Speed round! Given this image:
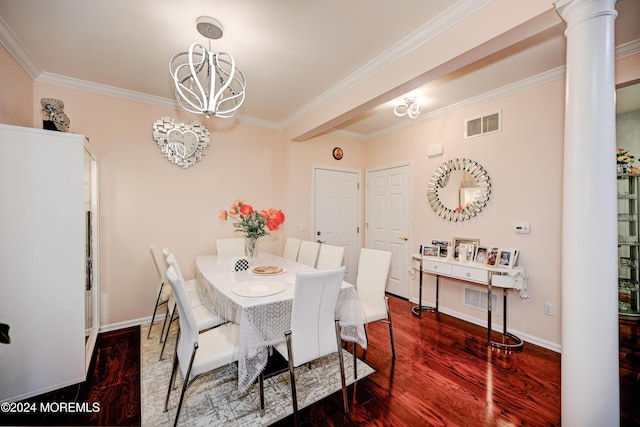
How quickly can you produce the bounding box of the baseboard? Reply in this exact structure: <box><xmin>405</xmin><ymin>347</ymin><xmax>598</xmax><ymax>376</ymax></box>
<box><xmin>409</xmin><ymin>297</ymin><xmax>562</xmax><ymax>353</ymax></box>
<box><xmin>99</xmin><ymin>313</ymin><xmax>167</xmax><ymax>334</ymax></box>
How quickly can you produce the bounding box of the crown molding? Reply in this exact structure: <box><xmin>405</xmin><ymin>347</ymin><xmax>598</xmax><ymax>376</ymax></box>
<box><xmin>280</xmin><ymin>0</ymin><xmax>494</xmax><ymax>129</ymax></box>
<box><xmin>0</xmin><ymin>15</ymin><xmax>40</xmax><ymax>78</ymax></box>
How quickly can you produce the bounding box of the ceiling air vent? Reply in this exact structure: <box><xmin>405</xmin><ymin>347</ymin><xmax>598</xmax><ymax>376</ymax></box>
<box><xmin>465</xmin><ymin>111</ymin><xmax>501</xmax><ymax>138</ymax></box>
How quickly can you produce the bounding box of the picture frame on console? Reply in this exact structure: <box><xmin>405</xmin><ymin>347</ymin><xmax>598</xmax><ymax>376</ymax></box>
<box><xmin>422</xmin><ymin>245</ymin><xmax>439</xmax><ymax>257</ymax></box>
<box><xmin>432</xmin><ymin>240</ymin><xmax>450</xmax><ymax>258</ymax></box>
<box><xmin>475</xmin><ymin>246</ymin><xmax>489</xmax><ymax>264</ymax></box>
<box><xmin>497</xmin><ymin>248</ymin><xmax>517</xmax><ymax>268</ymax></box>
<box><xmin>453</xmin><ymin>237</ymin><xmax>480</xmax><ymax>260</ymax></box>
<box><xmin>486</xmin><ymin>247</ymin><xmax>499</xmax><ymax>266</ymax></box>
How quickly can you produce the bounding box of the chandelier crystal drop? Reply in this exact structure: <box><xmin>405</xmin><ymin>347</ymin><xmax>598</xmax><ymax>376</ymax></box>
<box><xmin>169</xmin><ymin>17</ymin><xmax>246</xmax><ymax>119</ymax></box>
<box><xmin>394</xmin><ymin>97</ymin><xmax>420</xmax><ymax>119</ymax></box>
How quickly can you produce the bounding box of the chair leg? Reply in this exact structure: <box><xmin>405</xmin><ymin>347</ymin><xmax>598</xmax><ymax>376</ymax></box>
<box><xmin>172</xmin><ymin>343</ymin><xmax>198</xmax><ymax>427</ymax></box>
<box><xmin>158</xmin><ymin>302</ymin><xmax>171</xmax><ymax>343</ymax></box>
<box><xmin>147</xmin><ymin>284</ymin><xmax>165</xmax><ymax>339</ymax></box>
<box><xmin>362</xmin><ymin>325</ymin><xmax>369</xmax><ymax>359</ymax></box>
<box><xmin>385</xmin><ymin>296</ymin><xmax>396</xmax><ymax>359</ymax></box>
<box><xmin>163</xmin><ymin>329</ymin><xmax>181</xmax><ymax>413</ymax></box>
<box><xmin>335</xmin><ymin>320</ymin><xmax>349</xmax><ymax>414</ymax></box>
<box><xmin>259</xmin><ymin>372</ymin><xmax>265</xmax><ymax>416</ymax></box>
<box><xmin>353</xmin><ymin>342</ymin><xmax>357</xmax><ymax>380</ymax></box>
<box><xmin>160</xmin><ymin>305</ymin><xmax>177</xmax><ymax>361</ymax></box>
<box><xmin>285</xmin><ymin>331</ymin><xmax>299</xmax><ymax>426</ymax></box>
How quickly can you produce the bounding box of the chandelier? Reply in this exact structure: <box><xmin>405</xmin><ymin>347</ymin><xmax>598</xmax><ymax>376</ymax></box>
<box><xmin>394</xmin><ymin>97</ymin><xmax>420</xmax><ymax>119</ymax></box>
<box><xmin>169</xmin><ymin>16</ymin><xmax>246</xmax><ymax>119</ymax></box>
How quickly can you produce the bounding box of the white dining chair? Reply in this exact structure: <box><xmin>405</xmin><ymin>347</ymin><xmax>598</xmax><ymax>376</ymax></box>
<box><xmin>260</xmin><ymin>266</ymin><xmax>348</xmax><ymax>425</ymax></box>
<box><xmin>296</xmin><ymin>240</ymin><xmax>320</xmax><ymax>267</ymax></box>
<box><xmin>356</xmin><ymin>248</ymin><xmax>395</xmax><ymax>359</ymax></box>
<box><xmin>164</xmin><ymin>265</ymin><xmax>240</xmax><ymax>427</ymax></box>
<box><xmin>282</xmin><ymin>237</ymin><xmax>302</xmax><ymax>261</ymax></box>
<box><xmin>315</xmin><ymin>244</ymin><xmax>345</xmax><ymax>269</ymax></box>
<box><xmin>216</xmin><ymin>237</ymin><xmax>246</xmax><ymax>256</ymax></box>
<box><xmin>159</xmin><ymin>248</ymin><xmax>225</xmax><ymax>360</ymax></box>
<box><xmin>148</xmin><ymin>243</ymin><xmax>173</xmax><ymax>340</ymax></box>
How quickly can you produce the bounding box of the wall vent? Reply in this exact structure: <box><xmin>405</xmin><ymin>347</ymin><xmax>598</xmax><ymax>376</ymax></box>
<box><xmin>465</xmin><ymin>111</ymin><xmax>501</xmax><ymax>138</ymax></box>
<box><xmin>464</xmin><ymin>286</ymin><xmax>500</xmax><ymax>315</ymax></box>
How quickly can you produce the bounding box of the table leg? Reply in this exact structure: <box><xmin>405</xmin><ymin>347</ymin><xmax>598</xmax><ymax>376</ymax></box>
<box><xmin>412</xmin><ymin>258</ymin><xmax>437</xmax><ymax>316</ymax></box>
<box><xmin>487</xmin><ymin>272</ymin><xmax>524</xmax><ymax>351</ymax></box>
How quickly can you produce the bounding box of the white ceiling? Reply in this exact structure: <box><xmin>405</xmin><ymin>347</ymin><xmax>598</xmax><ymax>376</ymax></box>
<box><xmin>0</xmin><ymin>0</ymin><xmax>638</xmax><ymax>139</ymax></box>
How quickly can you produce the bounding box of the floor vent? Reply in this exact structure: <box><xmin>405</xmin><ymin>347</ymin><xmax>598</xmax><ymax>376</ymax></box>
<box><xmin>464</xmin><ymin>287</ymin><xmax>500</xmax><ymax>315</ymax></box>
<box><xmin>465</xmin><ymin>111</ymin><xmax>501</xmax><ymax>138</ymax></box>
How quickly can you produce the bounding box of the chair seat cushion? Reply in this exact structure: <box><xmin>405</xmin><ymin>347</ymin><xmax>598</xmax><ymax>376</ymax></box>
<box><xmin>189</xmin><ymin>322</ymin><xmax>241</xmax><ymax>377</ymax></box>
<box><xmin>192</xmin><ymin>304</ymin><xmax>224</xmax><ymax>331</ymax></box>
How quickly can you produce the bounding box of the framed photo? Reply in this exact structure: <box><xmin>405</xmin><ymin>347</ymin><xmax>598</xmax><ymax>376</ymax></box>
<box><xmin>475</xmin><ymin>246</ymin><xmax>489</xmax><ymax>264</ymax></box>
<box><xmin>453</xmin><ymin>237</ymin><xmax>480</xmax><ymax>260</ymax></box>
<box><xmin>486</xmin><ymin>247</ymin><xmax>499</xmax><ymax>266</ymax></box>
<box><xmin>497</xmin><ymin>248</ymin><xmax>517</xmax><ymax>268</ymax></box>
<box><xmin>432</xmin><ymin>240</ymin><xmax>450</xmax><ymax>258</ymax></box>
<box><xmin>422</xmin><ymin>245</ymin><xmax>439</xmax><ymax>257</ymax></box>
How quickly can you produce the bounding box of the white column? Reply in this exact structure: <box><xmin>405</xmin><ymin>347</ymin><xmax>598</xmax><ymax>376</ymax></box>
<box><xmin>554</xmin><ymin>1</ymin><xmax>619</xmax><ymax>426</ymax></box>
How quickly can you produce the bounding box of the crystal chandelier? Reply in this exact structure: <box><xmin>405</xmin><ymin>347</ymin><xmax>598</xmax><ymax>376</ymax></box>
<box><xmin>394</xmin><ymin>97</ymin><xmax>420</xmax><ymax>119</ymax></box>
<box><xmin>169</xmin><ymin>17</ymin><xmax>246</xmax><ymax>119</ymax></box>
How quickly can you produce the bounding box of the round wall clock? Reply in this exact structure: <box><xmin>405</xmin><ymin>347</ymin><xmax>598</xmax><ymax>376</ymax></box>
<box><xmin>332</xmin><ymin>147</ymin><xmax>343</xmax><ymax>160</ymax></box>
<box><xmin>152</xmin><ymin>117</ymin><xmax>210</xmax><ymax>168</ymax></box>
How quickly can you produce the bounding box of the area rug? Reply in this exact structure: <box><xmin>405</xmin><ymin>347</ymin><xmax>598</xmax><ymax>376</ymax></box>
<box><xmin>141</xmin><ymin>322</ymin><xmax>375</xmax><ymax>427</ymax></box>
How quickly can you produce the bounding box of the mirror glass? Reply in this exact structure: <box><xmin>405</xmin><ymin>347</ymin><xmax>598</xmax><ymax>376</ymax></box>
<box><xmin>427</xmin><ymin>158</ymin><xmax>491</xmax><ymax>221</ymax></box>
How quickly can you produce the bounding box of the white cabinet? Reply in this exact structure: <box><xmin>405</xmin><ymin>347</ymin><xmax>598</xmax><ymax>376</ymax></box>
<box><xmin>618</xmin><ymin>173</ymin><xmax>640</xmax><ymax>317</ymax></box>
<box><xmin>0</xmin><ymin>124</ymin><xmax>99</xmax><ymax>402</ymax></box>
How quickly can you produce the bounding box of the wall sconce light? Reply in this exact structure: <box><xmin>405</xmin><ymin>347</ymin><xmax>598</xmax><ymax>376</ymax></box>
<box><xmin>394</xmin><ymin>97</ymin><xmax>420</xmax><ymax>119</ymax></box>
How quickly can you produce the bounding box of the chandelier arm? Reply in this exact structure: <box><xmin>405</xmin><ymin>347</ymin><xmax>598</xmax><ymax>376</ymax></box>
<box><xmin>187</xmin><ymin>43</ymin><xmax>211</xmax><ymax>113</ymax></box>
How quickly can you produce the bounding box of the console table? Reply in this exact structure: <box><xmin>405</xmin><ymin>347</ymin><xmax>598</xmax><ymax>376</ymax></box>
<box><xmin>412</xmin><ymin>254</ymin><xmax>526</xmax><ymax>351</ymax></box>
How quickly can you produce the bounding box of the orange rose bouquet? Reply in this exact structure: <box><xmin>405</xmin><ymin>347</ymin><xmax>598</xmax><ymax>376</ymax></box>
<box><xmin>219</xmin><ymin>199</ymin><xmax>285</xmax><ymax>239</ymax></box>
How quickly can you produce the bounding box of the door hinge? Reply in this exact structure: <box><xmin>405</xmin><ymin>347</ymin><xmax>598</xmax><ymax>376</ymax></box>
<box><xmin>357</xmin><ymin>226</ymin><xmax>360</xmax><ymax>234</ymax></box>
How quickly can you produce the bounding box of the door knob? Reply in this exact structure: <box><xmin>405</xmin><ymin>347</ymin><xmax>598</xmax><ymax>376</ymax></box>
<box><xmin>399</xmin><ymin>236</ymin><xmax>408</xmax><ymax>241</ymax></box>
<box><xmin>316</xmin><ymin>239</ymin><xmax>326</xmax><ymax>244</ymax></box>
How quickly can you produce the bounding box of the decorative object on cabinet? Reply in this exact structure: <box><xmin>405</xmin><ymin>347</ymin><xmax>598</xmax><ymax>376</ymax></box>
<box><xmin>152</xmin><ymin>117</ymin><xmax>210</xmax><ymax>168</ymax></box>
<box><xmin>169</xmin><ymin>16</ymin><xmax>246</xmax><ymax>119</ymax></box>
<box><xmin>40</xmin><ymin>97</ymin><xmax>70</xmax><ymax>132</ymax></box>
<box><xmin>497</xmin><ymin>248</ymin><xmax>517</xmax><ymax>268</ymax></box>
<box><xmin>618</xmin><ymin>172</ymin><xmax>640</xmax><ymax>317</ymax></box>
<box><xmin>427</xmin><ymin>158</ymin><xmax>491</xmax><ymax>221</ymax></box>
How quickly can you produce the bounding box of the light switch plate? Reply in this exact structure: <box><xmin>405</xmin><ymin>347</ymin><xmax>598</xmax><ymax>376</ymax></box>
<box><xmin>514</xmin><ymin>223</ymin><xmax>530</xmax><ymax>234</ymax></box>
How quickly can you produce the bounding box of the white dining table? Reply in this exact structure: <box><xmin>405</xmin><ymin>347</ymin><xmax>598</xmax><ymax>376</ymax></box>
<box><xmin>195</xmin><ymin>253</ymin><xmax>367</xmax><ymax>392</ymax></box>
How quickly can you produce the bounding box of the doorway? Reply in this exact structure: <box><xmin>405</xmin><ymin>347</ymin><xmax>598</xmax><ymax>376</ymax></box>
<box><xmin>365</xmin><ymin>163</ymin><xmax>412</xmax><ymax>298</ymax></box>
<box><xmin>313</xmin><ymin>166</ymin><xmax>361</xmax><ymax>284</ymax></box>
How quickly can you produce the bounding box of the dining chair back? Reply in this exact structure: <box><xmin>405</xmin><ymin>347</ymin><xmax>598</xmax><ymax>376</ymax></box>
<box><xmin>216</xmin><ymin>238</ymin><xmax>246</xmax><ymax>256</ymax></box>
<box><xmin>159</xmin><ymin>248</ymin><xmax>223</xmax><ymax>360</ymax></box>
<box><xmin>164</xmin><ymin>266</ymin><xmax>240</xmax><ymax>427</ymax></box>
<box><xmin>296</xmin><ymin>240</ymin><xmax>320</xmax><ymax>267</ymax></box>
<box><xmin>282</xmin><ymin>237</ymin><xmax>302</xmax><ymax>261</ymax></box>
<box><xmin>265</xmin><ymin>266</ymin><xmax>348</xmax><ymax>425</ymax></box>
<box><xmin>356</xmin><ymin>248</ymin><xmax>395</xmax><ymax>358</ymax></box>
<box><xmin>315</xmin><ymin>244</ymin><xmax>345</xmax><ymax>270</ymax></box>
<box><xmin>148</xmin><ymin>243</ymin><xmax>172</xmax><ymax>340</ymax></box>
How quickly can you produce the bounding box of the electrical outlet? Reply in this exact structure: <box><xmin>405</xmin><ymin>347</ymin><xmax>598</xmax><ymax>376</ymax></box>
<box><xmin>544</xmin><ymin>302</ymin><xmax>554</xmax><ymax>316</ymax></box>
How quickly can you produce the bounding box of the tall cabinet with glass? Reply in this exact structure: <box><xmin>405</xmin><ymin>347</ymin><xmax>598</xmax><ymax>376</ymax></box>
<box><xmin>618</xmin><ymin>172</ymin><xmax>640</xmax><ymax>317</ymax></box>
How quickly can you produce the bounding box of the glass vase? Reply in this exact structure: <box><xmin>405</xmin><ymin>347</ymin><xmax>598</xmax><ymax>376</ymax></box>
<box><xmin>245</xmin><ymin>236</ymin><xmax>259</xmax><ymax>265</ymax></box>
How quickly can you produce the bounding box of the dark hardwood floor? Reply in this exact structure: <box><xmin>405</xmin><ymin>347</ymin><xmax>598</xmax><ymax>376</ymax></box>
<box><xmin>2</xmin><ymin>297</ymin><xmax>639</xmax><ymax>426</ymax></box>
<box><xmin>0</xmin><ymin>326</ymin><xmax>141</xmax><ymax>427</ymax></box>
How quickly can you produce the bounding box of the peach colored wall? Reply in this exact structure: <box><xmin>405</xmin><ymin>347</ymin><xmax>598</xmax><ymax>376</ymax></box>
<box><xmin>286</xmin><ymin>134</ymin><xmax>366</xmax><ymax>242</ymax></box>
<box><xmin>365</xmin><ymin>80</ymin><xmax>566</xmax><ymax>347</ymax></box>
<box><xmin>0</xmin><ymin>45</ymin><xmax>33</xmax><ymax>127</ymax></box>
<box><xmin>31</xmin><ymin>82</ymin><xmax>287</xmax><ymax>326</ymax></box>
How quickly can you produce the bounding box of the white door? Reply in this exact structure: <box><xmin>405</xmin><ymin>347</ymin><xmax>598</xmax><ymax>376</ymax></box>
<box><xmin>314</xmin><ymin>167</ymin><xmax>361</xmax><ymax>284</ymax></box>
<box><xmin>366</xmin><ymin>163</ymin><xmax>412</xmax><ymax>298</ymax></box>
